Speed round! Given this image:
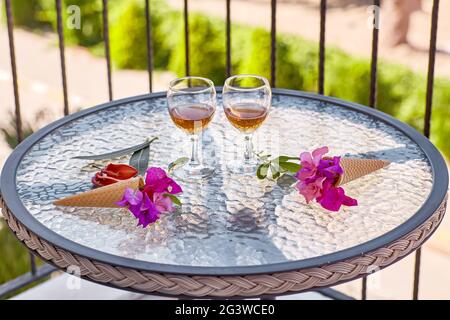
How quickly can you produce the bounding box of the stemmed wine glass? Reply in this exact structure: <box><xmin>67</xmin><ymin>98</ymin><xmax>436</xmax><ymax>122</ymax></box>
<box><xmin>167</xmin><ymin>76</ymin><xmax>216</xmax><ymax>180</ymax></box>
<box><xmin>222</xmin><ymin>74</ymin><xmax>272</xmax><ymax>174</ymax></box>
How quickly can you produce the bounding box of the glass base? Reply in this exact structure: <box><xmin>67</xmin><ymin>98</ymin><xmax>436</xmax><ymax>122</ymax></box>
<box><xmin>226</xmin><ymin>159</ymin><xmax>259</xmax><ymax>175</ymax></box>
<box><xmin>172</xmin><ymin>162</ymin><xmax>215</xmax><ymax>181</ymax></box>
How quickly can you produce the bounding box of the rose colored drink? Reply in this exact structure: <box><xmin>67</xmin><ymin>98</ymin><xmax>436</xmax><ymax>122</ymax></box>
<box><xmin>169</xmin><ymin>103</ymin><xmax>215</xmax><ymax>134</ymax></box>
<box><xmin>224</xmin><ymin>102</ymin><xmax>268</xmax><ymax>134</ymax></box>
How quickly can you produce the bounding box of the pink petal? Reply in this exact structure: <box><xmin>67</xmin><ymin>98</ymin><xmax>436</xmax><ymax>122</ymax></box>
<box><xmin>115</xmin><ymin>188</ymin><xmax>143</xmax><ymax>207</ymax></box>
<box><xmin>296</xmin><ymin>168</ymin><xmax>316</xmax><ymax>181</ymax></box>
<box><xmin>300</xmin><ymin>151</ymin><xmax>313</xmax><ymax>165</ymax></box>
<box><xmin>314</xmin><ymin>176</ymin><xmax>326</xmax><ymax>188</ymax></box>
<box><xmin>167</xmin><ymin>178</ymin><xmax>183</xmax><ymax>194</ymax></box>
<box><xmin>343</xmin><ymin>195</ymin><xmax>358</xmax><ymax>207</ymax></box>
<box><xmin>318</xmin><ymin>186</ymin><xmax>344</xmax><ymax>211</ymax></box>
<box><xmin>297</xmin><ymin>178</ymin><xmax>323</xmax><ymax>204</ymax></box>
<box><xmin>154</xmin><ymin>193</ymin><xmax>175</xmax><ymax>213</ymax></box>
<box><xmin>145</xmin><ymin>167</ymin><xmax>167</xmax><ymax>185</ymax></box>
<box><xmin>312</xmin><ymin>146</ymin><xmax>329</xmax><ymax>166</ymax></box>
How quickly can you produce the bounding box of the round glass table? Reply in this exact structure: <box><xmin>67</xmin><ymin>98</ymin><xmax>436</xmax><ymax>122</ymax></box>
<box><xmin>1</xmin><ymin>89</ymin><xmax>448</xmax><ymax>298</ymax></box>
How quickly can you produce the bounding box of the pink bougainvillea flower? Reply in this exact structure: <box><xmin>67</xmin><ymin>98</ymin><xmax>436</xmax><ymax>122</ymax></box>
<box><xmin>293</xmin><ymin>146</ymin><xmax>357</xmax><ymax>212</ymax></box>
<box><xmin>116</xmin><ymin>188</ymin><xmax>142</xmax><ymax>206</ymax></box>
<box><xmin>116</xmin><ymin>187</ymin><xmax>143</xmax><ymax>218</ymax></box>
<box><xmin>116</xmin><ymin>190</ymin><xmax>160</xmax><ymax>228</ymax></box>
<box><xmin>144</xmin><ymin>167</ymin><xmax>182</xmax><ymax>197</ymax></box>
<box><xmin>296</xmin><ymin>176</ymin><xmax>326</xmax><ymax>204</ymax></box>
<box><xmin>116</xmin><ymin>167</ymin><xmax>183</xmax><ymax>228</ymax></box>
<box><xmin>316</xmin><ymin>180</ymin><xmax>358</xmax><ymax>212</ymax></box>
<box><xmin>295</xmin><ymin>146</ymin><xmax>329</xmax><ymax>181</ymax></box>
<box><xmin>136</xmin><ymin>192</ymin><xmax>160</xmax><ymax>227</ymax></box>
<box><xmin>317</xmin><ymin>156</ymin><xmax>343</xmax><ymax>180</ymax></box>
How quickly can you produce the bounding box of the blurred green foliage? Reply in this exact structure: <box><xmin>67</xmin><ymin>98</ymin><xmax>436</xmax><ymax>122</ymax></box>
<box><xmin>169</xmin><ymin>13</ymin><xmax>227</xmax><ymax>84</ymax></box>
<box><xmin>38</xmin><ymin>0</ymin><xmax>104</xmax><ymax>47</ymax></box>
<box><xmin>2</xmin><ymin>0</ymin><xmax>105</xmax><ymax>46</ymax></box>
<box><xmin>2</xmin><ymin>0</ymin><xmax>48</xmax><ymax>28</ymax></box>
<box><xmin>110</xmin><ymin>0</ymin><xmax>174</xmax><ymax>70</ymax></box>
<box><xmin>0</xmin><ymin>115</ymin><xmax>42</xmax><ymax>291</ymax></box>
<box><xmin>0</xmin><ymin>220</ymin><xmax>38</xmax><ymax>286</ymax></box>
<box><xmin>0</xmin><ymin>219</ymin><xmax>47</xmax><ymax>299</ymax></box>
<box><xmin>238</xmin><ymin>30</ymin><xmax>304</xmax><ymax>89</ymax></box>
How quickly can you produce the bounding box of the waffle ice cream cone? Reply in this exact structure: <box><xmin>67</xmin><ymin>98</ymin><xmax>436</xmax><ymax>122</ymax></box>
<box><xmin>53</xmin><ymin>177</ymin><xmax>144</xmax><ymax>208</ymax></box>
<box><xmin>337</xmin><ymin>158</ymin><xmax>390</xmax><ymax>185</ymax></box>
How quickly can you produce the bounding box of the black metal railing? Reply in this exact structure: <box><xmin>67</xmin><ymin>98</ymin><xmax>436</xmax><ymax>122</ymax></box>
<box><xmin>0</xmin><ymin>0</ymin><xmax>441</xmax><ymax>300</ymax></box>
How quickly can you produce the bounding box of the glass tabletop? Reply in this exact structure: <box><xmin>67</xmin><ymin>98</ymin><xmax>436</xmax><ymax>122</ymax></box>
<box><xmin>15</xmin><ymin>92</ymin><xmax>433</xmax><ymax>268</ymax></box>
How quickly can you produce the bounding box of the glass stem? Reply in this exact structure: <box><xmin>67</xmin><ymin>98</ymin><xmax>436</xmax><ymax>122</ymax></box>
<box><xmin>190</xmin><ymin>134</ymin><xmax>200</xmax><ymax>166</ymax></box>
<box><xmin>244</xmin><ymin>134</ymin><xmax>253</xmax><ymax>164</ymax></box>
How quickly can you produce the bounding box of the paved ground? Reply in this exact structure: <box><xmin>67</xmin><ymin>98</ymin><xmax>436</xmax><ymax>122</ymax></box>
<box><xmin>1</xmin><ymin>0</ymin><xmax>450</xmax><ymax>299</ymax></box>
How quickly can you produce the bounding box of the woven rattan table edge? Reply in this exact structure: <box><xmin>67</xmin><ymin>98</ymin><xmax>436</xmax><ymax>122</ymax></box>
<box><xmin>1</xmin><ymin>194</ymin><xmax>447</xmax><ymax>298</ymax></box>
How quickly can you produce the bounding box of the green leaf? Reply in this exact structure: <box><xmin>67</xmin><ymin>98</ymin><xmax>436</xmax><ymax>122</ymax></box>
<box><xmin>256</xmin><ymin>163</ymin><xmax>270</xmax><ymax>179</ymax></box>
<box><xmin>258</xmin><ymin>154</ymin><xmax>272</xmax><ymax>162</ymax></box>
<box><xmin>168</xmin><ymin>157</ymin><xmax>189</xmax><ymax>174</ymax></box>
<box><xmin>270</xmin><ymin>164</ymin><xmax>281</xmax><ymax>180</ymax></box>
<box><xmin>163</xmin><ymin>193</ymin><xmax>182</xmax><ymax>206</ymax></box>
<box><xmin>73</xmin><ymin>137</ymin><xmax>158</xmax><ymax>160</ymax></box>
<box><xmin>279</xmin><ymin>161</ymin><xmax>301</xmax><ymax>173</ymax></box>
<box><xmin>255</xmin><ymin>151</ymin><xmax>267</xmax><ymax>157</ymax></box>
<box><xmin>275</xmin><ymin>156</ymin><xmax>299</xmax><ymax>163</ymax></box>
<box><xmin>129</xmin><ymin>146</ymin><xmax>150</xmax><ymax>176</ymax></box>
<box><xmin>255</xmin><ymin>151</ymin><xmax>272</xmax><ymax>162</ymax></box>
<box><xmin>272</xmin><ymin>170</ymin><xmax>281</xmax><ymax>180</ymax></box>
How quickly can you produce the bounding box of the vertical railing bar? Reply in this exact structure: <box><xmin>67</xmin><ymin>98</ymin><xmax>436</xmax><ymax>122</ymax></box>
<box><xmin>414</xmin><ymin>0</ymin><xmax>440</xmax><ymax>301</ymax></box>
<box><xmin>423</xmin><ymin>0</ymin><xmax>439</xmax><ymax>139</ymax></box>
<box><xmin>362</xmin><ymin>0</ymin><xmax>381</xmax><ymax>300</ymax></box>
<box><xmin>145</xmin><ymin>0</ymin><xmax>154</xmax><ymax>92</ymax></box>
<box><xmin>56</xmin><ymin>0</ymin><xmax>69</xmax><ymax>116</ymax></box>
<box><xmin>184</xmin><ymin>0</ymin><xmax>190</xmax><ymax>76</ymax></box>
<box><xmin>318</xmin><ymin>0</ymin><xmax>327</xmax><ymax>95</ymax></box>
<box><xmin>270</xmin><ymin>0</ymin><xmax>277</xmax><ymax>87</ymax></box>
<box><xmin>226</xmin><ymin>0</ymin><xmax>231</xmax><ymax>77</ymax></box>
<box><xmin>4</xmin><ymin>0</ymin><xmax>23</xmax><ymax>143</ymax></box>
<box><xmin>413</xmin><ymin>249</ymin><xmax>422</xmax><ymax>300</ymax></box>
<box><xmin>361</xmin><ymin>277</ymin><xmax>367</xmax><ymax>300</ymax></box>
<box><xmin>102</xmin><ymin>0</ymin><xmax>113</xmax><ymax>101</ymax></box>
<box><xmin>369</xmin><ymin>0</ymin><xmax>380</xmax><ymax>109</ymax></box>
<box><xmin>29</xmin><ymin>254</ymin><xmax>37</xmax><ymax>275</ymax></box>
